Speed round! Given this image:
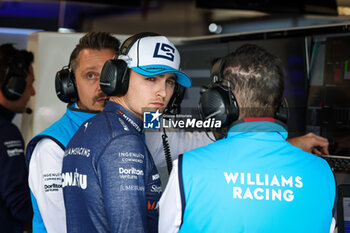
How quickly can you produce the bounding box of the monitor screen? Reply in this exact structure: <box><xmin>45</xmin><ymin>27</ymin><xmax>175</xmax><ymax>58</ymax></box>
<box><xmin>337</xmin><ymin>184</ymin><xmax>350</xmax><ymax>233</ymax></box>
<box><xmin>307</xmin><ymin>35</ymin><xmax>350</xmax><ymax>155</ymax></box>
<box><xmin>343</xmin><ymin>197</ymin><xmax>350</xmax><ymax>233</ymax></box>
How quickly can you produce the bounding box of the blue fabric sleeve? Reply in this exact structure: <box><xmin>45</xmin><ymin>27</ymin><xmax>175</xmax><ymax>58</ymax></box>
<box><xmin>0</xmin><ymin>124</ymin><xmax>33</xmax><ymax>224</ymax></box>
<box><xmin>97</xmin><ymin>133</ymin><xmax>160</xmax><ymax>233</ymax></box>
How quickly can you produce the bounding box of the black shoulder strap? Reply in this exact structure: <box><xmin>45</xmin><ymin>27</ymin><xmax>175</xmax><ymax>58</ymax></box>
<box><xmin>178</xmin><ymin>153</ymin><xmax>186</xmax><ymax>228</ymax></box>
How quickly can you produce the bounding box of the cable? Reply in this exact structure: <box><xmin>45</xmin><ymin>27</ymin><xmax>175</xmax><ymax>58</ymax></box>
<box><xmin>162</xmin><ymin>127</ymin><xmax>173</xmax><ymax>174</ymax></box>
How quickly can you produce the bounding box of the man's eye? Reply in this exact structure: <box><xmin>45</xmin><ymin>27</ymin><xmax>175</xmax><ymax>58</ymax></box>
<box><xmin>167</xmin><ymin>79</ymin><xmax>175</xmax><ymax>86</ymax></box>
<box><xmin>87</xmin><ymin>73</ymin><xmax>96</xmax><ymax>79</ymax></box>
<box><xmin>146</xmin><ymin>77</ymin><xmax>155</xmax><ymax>81</ymax></box>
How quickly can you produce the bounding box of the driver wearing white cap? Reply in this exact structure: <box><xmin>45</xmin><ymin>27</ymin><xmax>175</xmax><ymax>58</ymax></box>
<box><xmin>62</xmin><ymin>32</ymin><xmax>191</xmax><ymax>233</ymax></box>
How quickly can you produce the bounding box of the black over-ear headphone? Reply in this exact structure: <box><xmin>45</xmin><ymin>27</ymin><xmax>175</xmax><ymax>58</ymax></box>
<box><xmin>199</xmin><ymin>58</ymin><xmax>239</xmax><ymax>127</ymax></box>
<box><xmin>100</xmin><ymin>32</ymin><xmax>186</xmax><ymax>114</ymax></box>
<box><xmin>99</xmin><ymin>32</ymin><xmax>161</xmax><ymax>96</ymax></box>
<box><xmin>2</xmin><ymin>52</ymin><xmax>30</xmax><ymax>101</ymax></box>
<box><xmin>275</xmin><ymin>96</ymin><xmax>289</xmax><ymax>124</ymax></box>
<box><xmin>55</xmin><ymin>64</ymin><xmax>78</xmax><ymax>103</ymax></box>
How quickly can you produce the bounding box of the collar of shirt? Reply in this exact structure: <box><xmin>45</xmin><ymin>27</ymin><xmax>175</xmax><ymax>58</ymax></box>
<box><xmin>104</xmin><ymin>101</ymin><xmax>143</xmax><ymax>134</ymax></box>
<box><xmin>227</xmin><ymin>117</ymin><xmax>288</xmax><ymax>140</ymax></box>
<box><xmin>0</xmin><ymin>104</ymin><xmax>15</xmax><ymax>122</ymax></box>
<box><xmin>66</xmin><ymin>103</ymin><xmax>100</xmax><ymax>127</ymax></box>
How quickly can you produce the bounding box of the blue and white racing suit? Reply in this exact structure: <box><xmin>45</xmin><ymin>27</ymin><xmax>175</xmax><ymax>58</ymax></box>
<box><xmin>62</xmin><ymin>101</ymin><xmax>162</xmax><ymax>233</ymax></box>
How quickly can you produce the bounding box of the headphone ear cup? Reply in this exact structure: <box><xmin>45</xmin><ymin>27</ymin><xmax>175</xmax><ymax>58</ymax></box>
<box><xmin>2</xmin><ymin>75</ymin><xmax>26</xmax><ymax>101</ymax></box>
<box><xmin>275</xmin><ymin>96</ymin><xmax>289</xmax><ymax>124</ymax></box>
<box><xmin>100</xmin><ymin>59</ymin><xmax>130</xmax><ymax>96</ymax></box>
<box><xmin>164</xmin><ymin>84</ymin><xmax>186</xmax><ymax>115</ymax></box>
<box><xmin>55</xmin><ymin>68</ymin><xmax>78</xmax><ymax>103</ymax></box>
<box><xmin>199</xmin><ymin>85</ymin><xmax>239</xmax><ymax>127</ymax></box>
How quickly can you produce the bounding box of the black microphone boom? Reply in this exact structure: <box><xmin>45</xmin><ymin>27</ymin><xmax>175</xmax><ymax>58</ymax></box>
<box><xmin>25</xmin><ymin>107</ymin><xmax>32</xmax><ymax>114</ymax></box>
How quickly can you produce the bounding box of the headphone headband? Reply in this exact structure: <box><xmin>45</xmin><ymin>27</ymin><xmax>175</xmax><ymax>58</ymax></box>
<box><xmin>120</xmin><ymin>32</ymin><xmax>161</xmax><ymax>56</ymax></box>
<box><xmin>210</xmin><ymin>58</ymin><xmax>225</xmax><ymax>83</ymax></box>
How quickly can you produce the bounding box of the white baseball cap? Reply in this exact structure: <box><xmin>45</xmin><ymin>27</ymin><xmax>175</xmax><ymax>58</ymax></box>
<box><xmin>119</xmin><ymin>36</ymin><xmax>192</xmax><ymax>88</ymax></box>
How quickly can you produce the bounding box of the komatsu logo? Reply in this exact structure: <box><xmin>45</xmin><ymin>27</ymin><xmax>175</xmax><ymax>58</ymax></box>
<box><xmin>62</xmin><ymin>169</ymin><xmax>87</xmax><ymax>190</ymax></box>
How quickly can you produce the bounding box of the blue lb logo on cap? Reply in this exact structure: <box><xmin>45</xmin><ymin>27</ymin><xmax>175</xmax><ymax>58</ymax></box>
<box><xmin>153</xmin><ymin>43</ymin><xmax>175</xmax><ymax>61</ymax></box>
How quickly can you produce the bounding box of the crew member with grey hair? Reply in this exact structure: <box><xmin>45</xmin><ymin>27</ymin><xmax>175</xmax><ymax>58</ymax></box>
<box><xmin>159</xmin><ymin>44</ymin><xmax>336</xmax><ymax>233</ymax></box>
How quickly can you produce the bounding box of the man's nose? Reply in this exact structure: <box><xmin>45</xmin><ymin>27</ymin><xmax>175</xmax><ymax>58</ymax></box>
<box><xmin>97</xmin><ymin>79</ymin><xmax>106</xmax><ymax>95</ymax></box>
<box><xmin>156</xmin><ymin>82</ymin><xmax>167</xmax><ymax>98</ymax></box>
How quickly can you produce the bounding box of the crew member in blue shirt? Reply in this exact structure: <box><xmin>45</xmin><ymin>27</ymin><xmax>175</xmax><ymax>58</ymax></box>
<box><xmin>159</xmin><ymin>44</ymin><xmax>336</xmax><ymax>233</ymax></box>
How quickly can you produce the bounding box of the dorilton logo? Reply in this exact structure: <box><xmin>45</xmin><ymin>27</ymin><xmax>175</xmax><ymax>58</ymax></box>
<box><xmin>119</xmin><ymin>167</ymin><xmax>144</xmax><ymax>176</ymax></box>
<box><xmin>7</xmin><ymin>148</ymin><xmax>24</xmax><ymax>157</ymax></box>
